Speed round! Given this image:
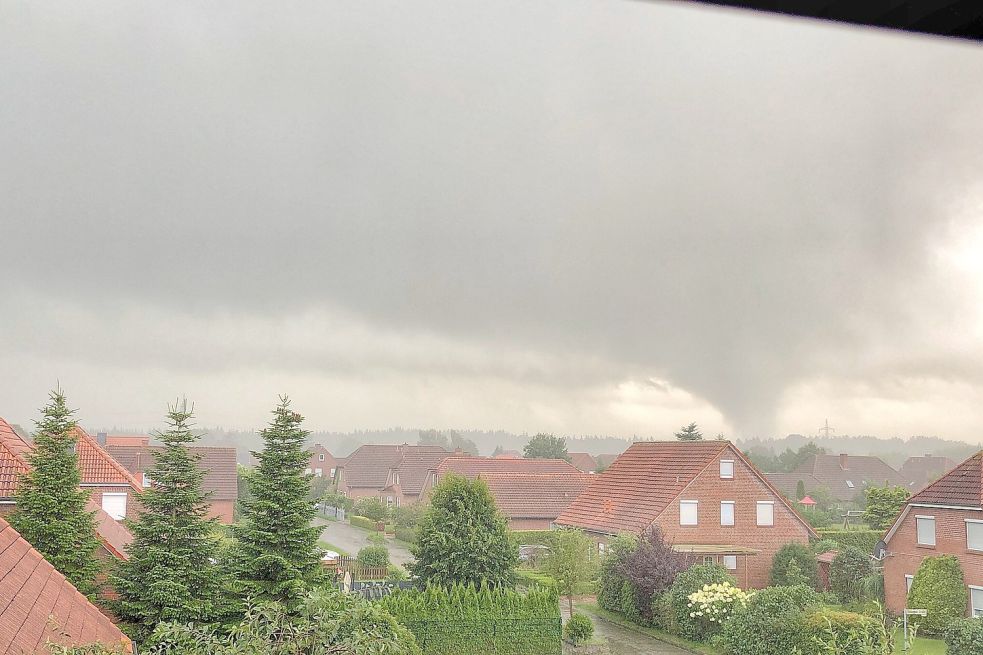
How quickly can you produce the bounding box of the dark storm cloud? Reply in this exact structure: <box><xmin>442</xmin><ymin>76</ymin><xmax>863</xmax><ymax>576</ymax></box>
<box><xmin>2</xmin><ymin>0</ymin><xmax>982</xmax><ymax>433</ymax></box>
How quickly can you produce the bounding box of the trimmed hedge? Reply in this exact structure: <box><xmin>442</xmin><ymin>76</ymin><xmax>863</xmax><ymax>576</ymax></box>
<box><xmin>379</xmin><ymin>583</ymin><xmax>561</xmax><ymax>655</ymax></box>
<box><xmin>512</xmin><ymin>530</ymin><xmax>555</xmax><ymax>546</ymax></box>
<box><xmin>907</xmin><ymin>554</ymin><xmax>967</xmax><ymax>636</ymax></box>
<box><xmin>350</xmin><ymin>515</ymin><xmax>381</xmax><ymax>531</ymax></box>
<box><xmin>814</xmin><ymin>529</ymin><xmax>880</xmax><ymax>555</ymax></box>
<box><xmin>516</xmin><ymin>570</ymin><xmax>558</xmax><ymax>590</ymax></box>
<box><xmin>394</xmin><ymin>526</ymin><xmax>416</xmax><ymax>544</ymax></box>
<box><xmin>944</xmin><ymin>618</ymin><xmax>983</xmax><ymax>655</ymax></box>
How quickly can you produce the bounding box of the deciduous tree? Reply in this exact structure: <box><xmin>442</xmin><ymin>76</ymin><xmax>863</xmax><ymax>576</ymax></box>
<box><xmin>523</xmin><ymin>433</ymin><xmax>570</xmax><ymax>461</ymax></box>
<box><xmin>863</xmin><ymin>485</ymin><xmax>910</xmax><ymax>531</ymax></box>
<box><xmin>541</xmin><ymin>528</ymin><xmax>596</xmax><ymax>615</ymax></box>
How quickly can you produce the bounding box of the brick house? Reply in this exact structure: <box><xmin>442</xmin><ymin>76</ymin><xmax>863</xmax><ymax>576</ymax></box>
<box><xmin>108</xmin><ymin>444</ymin><xmax>239</xmax><ymax>524</ymax></box>
<box><xmin>768</xmin><ymin>452</ymin><xmax>907</xmax><ymax>503</ymax></box>
<box><xmin>0</xmin><ymin>515</ymin><xmax>133</xmax><ymax>654</ymax></box>
<box><xmin>418</xmin><ymin>455</ymin><xmax>584</xmax><ymax>497</ymax></box>
<box><xmin>478</xmin><ymin>472</ymin><xmax>591</xmax><ymax>530</ymax></box>
<box><xmin>555</xmin><ymin>441</ymin><xmax>817</xmax><ymax>589</ymax></box>
<box><xmin>882</xmin><ymin>450</ymin><xmax>983</xmax><ymax>617</ymax></box>
<box><xmin>336</xmin><ymin>444</ymin><xmax>449</xmax><ymax>507</ymax></box>
<box><xmin>568</xmin><ymin>452</ymin><xmax>598</xmax><ymax>473</ymax></box>
<box><xmin>306</xmin><ymin>443</ymin><xmax>337</xmax><ymax>479</ymax></box>
<box><xmin>899</xmin><ymin>454</ymin><xmax>958</xmax><ymax>491</ymax></box>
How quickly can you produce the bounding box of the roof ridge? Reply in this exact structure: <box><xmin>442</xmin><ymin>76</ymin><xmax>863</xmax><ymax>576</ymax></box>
<box><xmin>909</xmin><ymin>449</ymin><xmax>983</xmax><ymax>505</ymax></box>
<box><xmin>73</xmin><ymin>427</ymin><xmax>144</xmax><ymax>492</ymax></box>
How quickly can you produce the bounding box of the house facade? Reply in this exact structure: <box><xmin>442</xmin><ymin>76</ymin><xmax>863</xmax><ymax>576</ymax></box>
<box><xmin>768</xmin><ymin>453</ymin><xmax>907</xmax><ymax>503</ymax></box>
<box><xmin>336</xmin><ymin>443</ymin><xmax>450</xmax><ymax>506</ymax></box>
<box><xmin>882</xmin><ymin>450</ymin><xmax>983</xmax><ymax>617</ymax></box>
<box><xmin>419</xmin><ymin>455</ymin><xmax>584</xmax><ymax>497</ymax></box>
<box><xmin>899</xmin><ymin>454</ymin><xmax>957</xmax><ymax>491</ymax></box>
<box><xmin>555</xmin><ymin>441</ymin><xmax>817</xmax><ymax>589</ymax></box>
<box><xmin>306</xmin><ymin>443</ymin><xmax>337</xmax><ymax>479</ymax></box>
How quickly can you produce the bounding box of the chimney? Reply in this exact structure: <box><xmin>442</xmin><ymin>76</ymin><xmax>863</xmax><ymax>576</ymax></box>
<box><xmin>839</xmin><ymin>453</ymin><xmax>849</xmax><ymax>470</ymax></box>
<box><xmin>97</xmin><ymin>432</ymin><xmax>108</xmax><ymax>446</ymax></box>
<box><xmin>454</xmin><ymin>447</ymin><xmax>464</xmax><ymax>456</ymax></box>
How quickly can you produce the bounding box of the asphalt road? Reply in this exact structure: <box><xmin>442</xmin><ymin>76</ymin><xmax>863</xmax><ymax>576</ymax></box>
<box><xmin>567</xmin><ymin>604</ymin><xmax>691</xmax><ymax>655</ymax></box>
<box><xmin>314</xmin><ymin>516</ymin><xmax>415</xmax><ymax>567</ymax></box>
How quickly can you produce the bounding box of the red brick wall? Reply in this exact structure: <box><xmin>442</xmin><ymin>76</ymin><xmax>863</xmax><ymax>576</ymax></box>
<box><xmin>207</xmin><ymin>500</ymin><xmax>235</xmax><ymax>524</ymax></box>
<box><xmin>653</xmin><ymin>445</ymin><xmax>813</xmax><ymax>589</ymax></box>
<box><xmin>883</xmin><ymin>505</ymin><xmax>983</xmax><ymax>615</ymax></box>
<box><xmin>87</xmin><ymin>486</ymin><xmax>141</xmax><ymax>521</ymax></box>
<box><xmin>509</xmin><ymin>517</ymin><xmax>553</xmax><ymax>531</ymax></box>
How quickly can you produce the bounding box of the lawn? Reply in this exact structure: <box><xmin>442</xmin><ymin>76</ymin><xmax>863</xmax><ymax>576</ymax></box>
<box><xmin>318</xmin><ymin>540</ymin><xmax>349</xmax><ymax>556</ymax></box>
<box><xmin>890</xmin><ymin>628</ymin><xmax>946</xmax><ymax>655</ymax></box>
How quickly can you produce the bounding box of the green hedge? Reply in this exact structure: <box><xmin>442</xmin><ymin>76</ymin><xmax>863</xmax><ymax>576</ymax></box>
<box><xmin>907</xmin><ymin>555</ymin><xmax>967</xmax><ymax>636</ymax></box>
<box><xmin>512</xmin><ymin>530</ymin><xmax>555</xmax><ymax>546</ymax></box>
<box><xmin>944</xmin><ymin>618</ymin><xmax>983</xmax><ymax>655</ymax></box>
<box><xmin>379</xmin><ymin>583</ymin><xmax>561</xmax><ymax>655</ymax></box>
<box><xmin>814</xmin><ymin>529</ymin><xmax>880</xmax><ymax>555</ymax></box>
<box><xmin>803</xmin><ymin>608</ymin><xmax>885</xmax><ymax>653</ymax></box>
<box><xmin>720</xmin><ymin>585</ymin><xmax>819</xmax><ymax>655</ymax></box>
<box><xmin>350</xmin><ymin>515</ymin><xmax>381</xmax><ymax>531</ymax></box>
<box><xmin>394</xmin><ymin>525</ymin><xmax>416</xmax><ymax>544</ymax></box>
<box><xmin>516</xmin><ymin>570</ymin><xmax>558</xmax><ymax>590</ymax></box>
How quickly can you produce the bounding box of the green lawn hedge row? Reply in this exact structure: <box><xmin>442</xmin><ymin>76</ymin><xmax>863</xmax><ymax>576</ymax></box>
<box><xmin>378</xmin><ymin>583</ymin><xmax>561</xmax><ymax>655</ymax></box>
<box><xmin>814</xmin><ymin>529</ymin><xmax>880</xmax><ymax>554</ymax></box>
<box><xmin>515</xmin><ymin>570</ymin><xmax>558</xmax><ymax>590</ymax></box>
<box><xmin>350</xmin><ymin>515</ymin><xmax>381</xmax><ymax>531</ymax></box>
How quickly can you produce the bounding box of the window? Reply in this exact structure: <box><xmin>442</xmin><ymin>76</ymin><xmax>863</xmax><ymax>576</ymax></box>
<box><xmin>723</xmin><ymin>555</ymin><xmax>737</xmax><ymax>570</ymax></box>
<box><xmin>720</xmin><ymin>501</ymin><xmax>735</xmax><ymax>526</ymax></box>
<box><xmin>142</xmin><ymin>472</ymin><xmax>152</xmax><ymax>489</ymax></box>
<box><xmin>598</xmin><ymin>543</ymin><xmax>607</xmax><ymax>556</ymax></box>
<box><xmin>845</xmin><ymin>480</ymin><xmax>855</xmax><ymax>489</ymax></box>
<box><xmin>386</xmin><ymin>496</ymin><xmax>394</xmax><ymax>507</ymax></box>
<box><xmin>720</xmin><ymin>460</ymin><xmax>734</xmax><ymax>479</ymax></box>
<box><xmin>102</xmin><ymin>493</ymin><xmax>127</xmax><ymax>520</ymax></box>
<box><xmin>680</xmin><ymin>500</ymin><xmax>698</xmax><ymax>526</ymax></box>
<box><xmin>905</xmin><ymin>575</ymin><xmax>914</xmax><ymax>594</ymax></box>
<box><xmin>916</xmin><ymin>516</ymin><xmax>936</xmax><ymax>546</ymax></box>
<box><xmin>393</xmin><ymin>473</ymin><xmax>400</xmax><ymax>485</ymax></box>
<box><xmin>315</xmin><ymin>468</ymin><xmax>323</xmax><ymax>477</ymax></box>
<box><xmin>319</xmin><ymin>453</ymin><xmax>325</xmax><ymax>461</ymax></box>
<box><xmin>972</xmin><ymin>586</ymin><xmax>983</xmax><ymax>618</ymax></box>
<box><xmin>703</xmin><ymin>556</ymin><xmax>715</xmax><ymax>565</ymax></box>
<box><xmin>967</xmin><ymin>520</ymin><xmax>983</xmax><ymax>551</ymax></box>
<box><xmin>305</xmin><ymin>467</ymin><xmax>312</xmax><ymax>474</ymax></box>
<box><xmin>330</xmin><ymin>468</ymin><xmax>336</xmax><ymax>477</ymax></box>
<box><xmin>756</xmin><ymin>501</ymin><xmax>774</xmax><ymax>526</ymax></box>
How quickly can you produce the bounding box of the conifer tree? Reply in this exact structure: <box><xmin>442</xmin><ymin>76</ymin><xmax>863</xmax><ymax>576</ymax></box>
<box><xmin>10</xmin><ymin>388</ymin><xmax>100</xmax><ymax>594</ymax></box>
<box><xmin>112</xmin><ymin>400</ymin><xmax>225</xmax><ymax>638</ymax></box>
<box><xmin>232</xmin><ymin>396</ymin><xmax>321</xmax><ymax>607</ymax></box>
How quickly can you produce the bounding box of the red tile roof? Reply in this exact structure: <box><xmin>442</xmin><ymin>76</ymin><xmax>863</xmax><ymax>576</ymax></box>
<box><xmin>899</xmin><ymin>455</ymin><xmax>958</xmax><ymax>490</ymax></box>
<box><xmin>555</xmin><ymin>441</ymin><xmax>731</xmax><ymax>534</ymax></box>
<box><xmin>786</xmin><ymin>453</ymin><xmax>906</xmax><ymax>501</ymax></box>
<box><xmin>86</xmin><ymin>499</ymin><xmax>133</xmax><ymax>561</ymax></box>
<box><xmin>907</xmin><ymin>450</ymin><xmax>983</xmax><ymax>508</ymax></box>
<box><xmin>108</xmin><ymin>445</ymin><xmax>238</xmax><ymax>500</ymax></box>
<box><xmin>0</xmin><ymin>418</ymin><xmax>32</xmax><ymax>498</ymax></box>
<box><xmin>568</xmin><ymin>452</ymin><xmax>598</xmax><ymax>473</ymax></box>
<box><xmin>72</xmin><ymin>428</ymin><xmax>143</xmax><ymax>492</ymax></box>
<box><xmin>478</xmin><ymin>472</ymin><xmax>591</xmax><ymax>520</ymax></box>
<box><xmin>0</xmin><ymin>516</ymin><xmax>132</xmax><ymax>654</ymax></box>
<box><xmin>435</xmin><ymin>456</ymin><xmax>581</xmax><ymax>477</ymax></box>
<box><xmin>105</xmin><ymin>435</ymin><xmax>151</xmax><ymax>447</ymax></box>
<box><xmin>341</xmin><ymin>444</ymin><xmax>449</xmax><ymax>495</ymax></box>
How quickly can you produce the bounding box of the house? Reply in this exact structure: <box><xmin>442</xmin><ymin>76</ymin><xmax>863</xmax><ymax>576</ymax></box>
<box><xmin>568</xmin><ymin>452</ymin><xmax>598</xmax><ymax>473</ymax></box>
<box><xmin>882</xmin><ymin>450</ymin><xmax>983</xmax><ymax>617</ymax></box>
<box><xmin>0</xmin><ymin>419</ymin><xmax>143</xmax><ymax>522</ymax></box>
<box><xmin>493</xmin><ymin>449</ymin><xmax>522</xmax><ymax>459</ymax></box>
<box><xmin>594</xmin><ymin>453</ymin><xmax>620</xmax><ymax>471</ymax></box>
<box><xmin>104</xmin><ymin>434</ymin><xmax>151</xmax><ymax>447</ymax></box>
<box><xmin>478</xmin><ymin>472</ymin><xmax>591</xmax><ymax>530</ymax></box>
<box><xmin>899</xmin><ymin>454</ymin><xmax>958</xmax><ymax>491</ymax></box>
<box><xmin>555</xmin><ymin>441</ymin><xmax>817</xmax><ymax>589</ymax></box>
<box><xmin>768</xmin><ymin>453</ymin><xmax>907</xmax><ymax>503</ymax></box>
<box><xmin>306</xmin><ymin>443</ymin><xmax>337</xmax><ymax>479</ymax></box>
<box><xmin>0</xmin><ymin>515</ymin><xmax>133</xmax><ymax>654</ymax></box>
<box><xmin>335</xmin><ymin>444</ymin><xmax>450</xmax><ymax>507</ymax></box>
<box><xmin>420</xmin><ymin>454</ymin><xmax>584</xmax><ymax>496</ymax></box>
<box><xmin>108</xmin><ymin>444</ymin><xmax>239</xmax><ymax>523</ymax></box>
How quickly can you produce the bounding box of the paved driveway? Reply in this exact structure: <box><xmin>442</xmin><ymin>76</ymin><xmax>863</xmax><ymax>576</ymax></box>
<box><xmin>314</xmin><ymin>517</ymin><xmax>414</xmax><ymax>567</ymax></box>
<box><xmin>566</xmin><ymin>604</ymin><xmax>692</xmax><ymax>655</ymax></box>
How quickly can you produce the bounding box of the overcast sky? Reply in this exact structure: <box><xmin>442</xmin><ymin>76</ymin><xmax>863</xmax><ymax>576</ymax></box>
<box><xmin>2</xmin><ymin>0</ymin><xmax>982</xmax><ymax>442</ymax></box>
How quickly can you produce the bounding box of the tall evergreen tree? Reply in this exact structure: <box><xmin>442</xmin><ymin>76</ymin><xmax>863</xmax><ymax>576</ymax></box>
<box><xmin>232</xmin><ymin>396</ymin><xmax>321</xmax><ymax>607</ymax></box>
<box><xmin>10</xmin><ymin>388</ymin><xmax>100</xmax><ymax>594</ymax></box>
<box><xmin>674</xmin><ymin>422</ymin><xmax>703</xmax><ymax>441</ymax></box>
<box><xmin>112</xmin><ymin>400</ymin><xmax>225</xmax><ymax>638</ymax></box>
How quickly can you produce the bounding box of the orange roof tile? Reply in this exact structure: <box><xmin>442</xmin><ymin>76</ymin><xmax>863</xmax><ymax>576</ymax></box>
<box><xmin>568</xmin><ymin>452</ymin><xmax>598</xmax><ymax>472</ymax></box>
<box><xmin>71</xmin><ymin>427</ymin><xmax>143</xmax><ymax>493</ymax></box>
<box><xmin>86</xmin><ymin>499</ymin><xmax>133</xmax><ymax>561</ymax></box>
<box><xmin>908</xmin><ymin>450</ymin><xmax>983</xmax><ymax>508</ymax></box>
<box><xmin>0</xmin><ymin>515</ymin><xmax>131</xmax><ymax>654</ymax></box>
<box><xmin>436</xmin><ymin>456</ymin><xmax>581</xmax><ymax>477</ymax></box>
<box><xmin>478</xmin><ymin>472</ymin><xmax>591</xmax><ymax>519</ymax></box>
<box><xmin>0</xmin><ymin>419</ymin><xmax>31</xmax><ymax>498</ymax></box>
<box><xmin>108</xmin><ymin>445</ymin><xmax>239</xmax><ymax>500</ymax></box>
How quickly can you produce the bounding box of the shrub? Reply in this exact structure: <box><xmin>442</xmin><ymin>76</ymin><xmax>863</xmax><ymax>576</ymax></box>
<box><xmin>650</xmin><ymin>592</ymin><xmax>673</xmax><ymax>631</ymax></box>
<box><xmin>350</xmin><ymin>514</ymin><xmax>381</xmax><ymax>531</ymax></box>
<box><xmin>620</xmin><ymin>580</ymin><xmax>643</xmax><ymax>625</ymax></box>
<box><xmin>943</xmin><ymin>618</ymin><xmax>983</xmax><ymax>655</ymax></box>
<box><xmin>367</xmin><ymin>531</ymin><xmax>386</xmax><ymax>545</ymax></box>
<box><xmin>771</xmin><ymin>543</ymin><xmax>820</xmax><ymax>589</ymax></box>
<box><xmin>512</xmin><ymin>530</ymin><xmax>555</xmax><ymax>546</ymax></box>
<box><xmin>814</xmin><ymin>529</ymin><xmax>880</xmax><ymax>555</ymax></box>
<box><xmin>720</xmin><ymin>585</ymin><xmax>819</xmax><ymax>655</ymax></box>
<box><xmin>387</xmin><ymin>564</ymin><xmax>409</xmax><ymax>581</ymax></box>
<box><xmin>353</xmin><ymin>497</ymin><xmax>391</xmax><ymax>522</ymax></box>
<box><xmin>515</xmin><ymin>569</ymin><xmax>558</xmax><ymax>590</ymax></box>
<box><xmin>394</xmin><ymin>526</ymin><xmax>416</xmax><ymax>544</ymax></box>
<box><xmin>907</xmin><ymin>555</ymin><xmax>967</xmax><ymax>636</ymax></box>
<box><xmin>392</xmin><ymin>502</ymin><xmax>426</xmax><ymax>529</ymax></box>
<box><xmin>564</xmin><ymin>613</ymin><xmax>594</xmax><ymax>645</ymax></box>
<box><xmin>357</xmin><ymin>545</ymin><xmax>390</xmax><ymax>567</ymax></box>
<box><xmin>862</xmin><ymin>485</ymin><xmax>910</xmax><ymax>531</ymax></box>
<box><xmin>620</xmin><ymin>526</ymin><xmax>693</xmax><ymax>622</ymax></box>
<box><xmin>804</xmin><ymin>608</ymin><xmax>886</xmax><ymax>654</ymax></box>
<box><xmin>685</xmin><ymin>581</ymin><xmax>753</xmax><ymax>641</ymax></box>
<box><xmin>829</xmin><ymin>547</ymin><xmax>872</xmax><ymax>602</ymax></box>
<box><xmin>379</xmin><ymin>583</ymin><xmax>560</xmax><ymax>655</ymax></box>
<box><xmin>597</xmin><ymin>533</ymin><xmax>637</xmax><ymax>613</ymax></box>
<box><xmin>668</xmin><ymin>563</ymin><xmax>734</xmax><ymax>641</ymax></box>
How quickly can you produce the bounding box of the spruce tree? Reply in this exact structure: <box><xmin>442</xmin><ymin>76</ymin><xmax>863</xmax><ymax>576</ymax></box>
<box><xmin>674</xmin><ymin>422</ymin><xmax>704</xmax><ymax>441</ymax></box>
<box><xmin>112</xmin><ymin>400</ymin><xmax>225</xmax><ymax>638</ymax></box>
<box><xmin>232</xmin><ymin>396</ymin><xmax>321</xmax><ymax>607</ymax></box>
<box><xmin>10</xmin><ymin>388</ymin><xmax>100</xmax><ymax>594</ymax></box>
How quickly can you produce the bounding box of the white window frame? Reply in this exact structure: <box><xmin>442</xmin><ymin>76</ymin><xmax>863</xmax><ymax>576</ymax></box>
<box><xmin>723</xmin><ymin>555</ymin><xmax>737</xmax><ymax>570</ymax></box>
<box><xmin>101</xmin><ymin>492</ymin><xmax>128</xmax><ymax>520</ymax></box>
<box><xmin>315</xmin><ymin>468</ymin><xmax>323</xmax><ymax>477</ymax></box>
<box><xmin>905</xmin><ymin>574</ymin><xmax>914</xmax><ymax>594</ymax></box>
<box><xmin>142</xmin><ymin>472</ymin><xmax>152</xmax><ymax>489</ymax></box>
<box><xmin>719</xmin><ymin>460</ymin><xmax>734</xmax><ymax>479</ymax></box>
<box><xmin>845</xmin><ymin>480</ymin><xmax>855</xmax><ymax>489</ymax></box>
<box><xmin>966</xmin><ymin>519</ymin><xmax>983</xmax><ymax>551</ymax></box>
<box><xmin>756</xmin><ymin>501</ymin><xmax>774</xmax><ymax>527</ymax></box>
<box><xmin>915</xmin><ymin>516</ymin><xmax>936</xmax><ymax>547</ymax></box>
<box><xmin>680</xmin><ymin>500</ymin><xmax>699</xmax><ymax>526</ymax></box>
<box><xmin>970</xmin><ymin>586</ymin><xmax>983</xmax><ymax>618</ymax></box>
<box><xmin>720</xmin><ymin>501</ymin><xmax>735</xmax><ymax>527</ymax></box>
<box><xmin>703</xmin><ymin>555</ymin><xmax>715</xmax><ymax>565</ymax></box>
<box><xmin>598</xmin><ymin>542</ymin><xmax>607</xmax><ymax>556</ymax></box>
<box><xmin>319</xmin><ymin>453</ymin><xmax>325</xmax><ymax>461</ymax></box>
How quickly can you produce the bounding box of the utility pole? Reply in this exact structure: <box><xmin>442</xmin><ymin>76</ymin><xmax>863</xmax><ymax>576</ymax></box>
<box><xmin>818</xmin><ymin>419</ymin><xmax>835</xmax><ymax>438</ymax></box>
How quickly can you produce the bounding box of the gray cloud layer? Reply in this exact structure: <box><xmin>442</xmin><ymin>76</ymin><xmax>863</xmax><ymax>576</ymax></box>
<box><xmin>2</xmin><ymin>0</ymin><xmax>983</xmax><ymax>436</ymax></box>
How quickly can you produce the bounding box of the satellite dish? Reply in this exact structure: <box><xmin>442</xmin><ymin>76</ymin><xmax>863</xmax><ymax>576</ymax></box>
<box><xmin>873</xmin><ymin>540</ymin><xmax>887</xmax><ymax>561</ymax></box>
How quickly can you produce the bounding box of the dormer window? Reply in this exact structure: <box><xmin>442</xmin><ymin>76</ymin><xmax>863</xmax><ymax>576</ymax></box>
<box><xmin>845</xmin><ymin>480</ymin><xmax>855</xmax><ymax>489</ymax></box>
<box><xmin>319</xmin><ymin>453</ymin><xmax>325</xmax><ymax>461</ymax></box>
<box><xmin>719</xmin><ymin>460</ymin><xmax>734</xmax><ymax>479</ymax></box>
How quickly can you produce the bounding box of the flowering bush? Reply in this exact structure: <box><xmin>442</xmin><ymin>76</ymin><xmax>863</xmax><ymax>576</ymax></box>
<box><xmin>686</xmin><ymin>582</ymin><xmax>753</xmax><ymax>633</ymax></box>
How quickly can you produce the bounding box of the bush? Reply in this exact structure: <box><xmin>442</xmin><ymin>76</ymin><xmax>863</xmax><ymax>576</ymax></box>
<box><xmin>392</xmin><ymin>502</ymin><xmax>426</xmax><ymax>529</ymax></box>
<box><xmin>387</xmin><ymin>564</ymin><xmax>409</xmax><ymax>581</ymax></box>
<box><xmin>829</xmin><ymin>547</ymin><xmax>872</xmax><ymax>602</ymax></box>
<box><xmin>367</xmin><ymin>531</ymin><xmax>386</xmax><ymax>546</ymax></box>
<box><xmin>512</xmin><ymin>530</ymin><xmax>556</xmax><ymax>546</ymax></box>
<box><xmin>907</xmin><ymin>555</ymin><xmax>967</xmax><ymax>636</ymax></box>
<box><xmin>353</xmin><ymin>497</ymin><xmax>391</xmax><ymax>522</ymax></box>
<box><xmin>379</xmin><ymin>583</ymin><xmax>560</xmax><ymax>655</ymax></box>
<box><xmin>650</xmin><ymin>592</ymin><xmax>673</xmax><ymax>631</ymax></box>
<box><xmin>619</xmin><ymin>580</ymin><xmax>643</xmax><ymax>625</ymax></box>
<box><xmin>804</xmin><ymin>608</ymin><xmax>886</xmax><ymax>654</ymax></box>
<box><xmin>944</xmin><ymin>618</ymin><xmax>983</xmax><ymax>655</ymax></box>
<box><xmin>564</xmin><ymin>613</ymin><xmax>594</xmax><ymax>646</ymax></box>
<box><xmin>357</xmin><ymin>545</ymin><xmax>390</xmax><ymax>567</ymax></box>
<box><xmin>620</xmin><ymin>526</ymin><xmax>693</xmax><ymax>622</ymax></box>
<box><xmin>771</xmin><ymin>543</ymin><xmax>820</xmax><ymax>589</ymax></box>
<box><xmin>720</xmin><ymin>585</ymin><xmax>818</xmax><ymax>655</ymax></box>
<box><xmin>515</xmin><ymin>569</ymin><xmax>558</xmax><ymax>590</ymax></box>
<box><xmin>394</xmin><ymin>526</ymin><xmax>416</xmax><ymax>544</ymax></box>
<box><xmin>668</xmin><ymin>563</ymin><xmax>734</xmax><ymax>641</ymax></box>
<box><xmin>814</xmin><ymin>529</ymin><xmax>880</xmax><ymax>555</ymax></box>
<box><xmin>350</xmin><ymin>514</ymin><xmax>381</xmax><ymax>531</ymax></box>
<box><xmin>596</xmin><ymin>533</ymin><xmax>637</xmax><ymax>613</ymax></box>
<box><xmin>685</xmin><ymin>581</ymin><xmax>753</xmax><ymax>641</ymax></box>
